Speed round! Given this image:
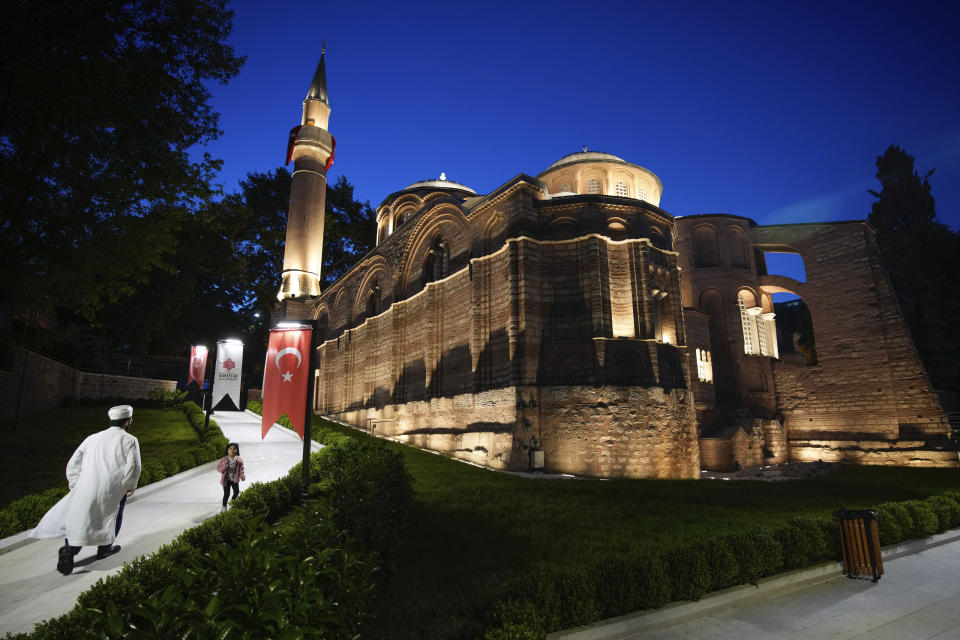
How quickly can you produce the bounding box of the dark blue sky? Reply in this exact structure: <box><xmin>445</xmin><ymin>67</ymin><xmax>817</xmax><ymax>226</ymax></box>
<box><xmin>200</xmin><ymin>0</ymin><xmax>960</xmax><ymax>231</ymax></box>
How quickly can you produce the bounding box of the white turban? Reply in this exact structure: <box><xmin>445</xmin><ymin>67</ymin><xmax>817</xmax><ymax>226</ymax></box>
<box><xmin>108</xmin><ymin>405</ymin><xmax>133</xmax><ymax>420</ymax></box>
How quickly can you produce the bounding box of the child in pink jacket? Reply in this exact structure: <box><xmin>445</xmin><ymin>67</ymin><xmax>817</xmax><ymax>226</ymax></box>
<box><xmin>217</xmin><ymin>442</ymin><xmax>245</xmax><ymax>512</ymax></box>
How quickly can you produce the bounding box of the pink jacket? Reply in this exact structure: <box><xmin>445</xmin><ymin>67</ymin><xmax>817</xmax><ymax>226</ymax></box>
<box><xmin>216</xmin><ymin>456</ymin><xmax>246</xmax><ymax>486</ymax></box>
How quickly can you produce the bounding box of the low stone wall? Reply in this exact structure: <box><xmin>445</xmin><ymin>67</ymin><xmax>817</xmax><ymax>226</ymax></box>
<box><xmin>699</xmin><ymin>438</ymin><xmax>735</xmax><ymax>472</ymax></box>
<box><xmin>0</xmin><ymin>348</ymin><xmax>175</xmax><ymax>421</ymax></box>
<box><xmin>536</xmin><ymin>385</ymin><xmax>700</xmax><ymax>479</ymax></box>
<box><xmin>326</xmin><ymin>387</ymin><xmax>519</xmax><ymax>470</ymax></box>
<box><xmin>788</xmin><ymin>439</ymin><xmax>958</xmax><ymax>467</ymax></box>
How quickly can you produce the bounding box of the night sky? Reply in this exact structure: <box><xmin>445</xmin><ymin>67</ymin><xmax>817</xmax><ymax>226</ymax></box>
<box><xmin>199</xmin><ymin>0</ymin><xmax>960</xmax><ymax>232</ymax></box>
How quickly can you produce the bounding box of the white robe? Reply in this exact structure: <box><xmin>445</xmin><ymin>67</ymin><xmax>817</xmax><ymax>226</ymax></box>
<box><xmin>32</xmin><ymin>426</ymin><xmax>141</xmax><ymax>546</ymax></box>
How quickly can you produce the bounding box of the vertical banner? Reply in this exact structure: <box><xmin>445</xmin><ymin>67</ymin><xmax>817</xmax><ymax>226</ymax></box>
<box><xmin>187</xmin><ymin>345</ymin><xmax>208</xmax><ymax>388</ymax></box>
<box><xmin>261</xmin><ymin>326</ymin><xmax>312</xmax><ymax>439</ymax></box>
<box><xmin>210</xmin><ymin>339</ymin><xmax>244</xmax><ymax>409</ymax></box>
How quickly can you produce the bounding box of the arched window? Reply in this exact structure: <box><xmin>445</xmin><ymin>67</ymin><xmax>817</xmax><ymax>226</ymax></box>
<box><xmin>696</xmin><ymin>348</ymin><xmax>713</xmax><ymax>383</ymax></box>
<box><xmin>737</xmin><ymin>290</ymin><xmax>777</xmax><ymax>357</ymax></box>
<box><xmin>560</xmin><ymin>183</ymin><xmax>572</xmax><ymax>192</ymax></box>
<box><xmin>729</xmin><ymin>227</ymin><xmax>750</xmax><ymax>268</ymax></box>
<box><xmin>615</xmin><ymin>181</ymin><xmax>628</xmax><ymax>197</ymax></box>
<box><xmin>637</xmin><ymin>186</ymin><xmax>646</xmax><ymax>201</ymax></box>
<box><xmin>423</xmin><ymin>237</ymin><xmax>448</xmax><ymax>286</ymax></box>
<box><xmin>586</xmin><ymin>178</ymin><xmax>601</xmax><ymax>194</ymax></box>
<box><xmin>366</xmin><ymin>282</ymin><xmax>381</xmax><ymax>318</ymax></box>
<box><xmin>693</xmin><ymin>225</ymin><xmax>721</xmax><ymax>267</ymax></box>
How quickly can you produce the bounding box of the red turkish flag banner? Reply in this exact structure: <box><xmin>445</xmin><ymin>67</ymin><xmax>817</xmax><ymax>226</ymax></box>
<box><xmin>261</xmin><ymin>327</ymin><xmax>312</xmax><ymax>440</ymax></box>
<box><xmin>325</xmin><ymin>134</ymin><xmax>336</xmax><ymax>172</ymax></box>
<box><xmin>285</xmin><ymin>125</ymin><xmax>301</xmax><ymax>165</ymax></box>
<box><xmin>187</xmin><ymin>346</ymin><xmax>208</xmax><ymax>388</ymax></box>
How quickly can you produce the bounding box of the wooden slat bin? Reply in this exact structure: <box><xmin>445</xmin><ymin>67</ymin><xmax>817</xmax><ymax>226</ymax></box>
<box><xmin>834</xmin><ymin>508</ymin><xmax>884</xmax><ymax>582</ymax></box>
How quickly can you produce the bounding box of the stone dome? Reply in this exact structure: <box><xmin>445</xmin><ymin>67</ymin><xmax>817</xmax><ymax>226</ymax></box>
<box><xmin>538</xmin><ymin>150</ymin><xmax>663</xmax><ymax>207</ymax></box>
<box><xmin>546</xmin><ymin>151</ymin><xmax>626</xmax><ymax>171</ymax></box>
<box><xmin>400</xmin><ymin>175</ymin><xmax>476</xmax><ymax>195</ymax></box>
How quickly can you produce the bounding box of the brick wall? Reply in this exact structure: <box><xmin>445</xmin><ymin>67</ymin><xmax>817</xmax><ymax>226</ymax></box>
<box><xmin>754</xmin><ymin>223</ymin><xmax>956</xmax><ymax>467</ymax></box>
<box><xmin>315</xmin><ymin>234</ymin><xmax>700</xmax><ymax>478</ymax></box>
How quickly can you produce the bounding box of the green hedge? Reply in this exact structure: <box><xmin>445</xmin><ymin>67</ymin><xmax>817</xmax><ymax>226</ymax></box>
<box><xmin>482</xmin><ymin>493</ymin><xmax>960</xmax><ymax>639</ymax></box>
<box><xmin>5</xmin><ymin>433</ymin><xmax>412</xmax><ymax>639</ymax></box>
<box><xmin>0</xmin><ymin>401</ymin><xmax>227</xmax><ymax>539</ymax></box>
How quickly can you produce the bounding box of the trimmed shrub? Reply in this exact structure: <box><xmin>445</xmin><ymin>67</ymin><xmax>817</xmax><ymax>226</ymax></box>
<box><xmin>703</xmin><ymin>539</ymin><xmax>741</xmax><ymax>591</ymax></box>
<box><xmin>926</xmin><ymin>494</ymin><xmax>960</xmax><ymax>529</ymax></box>
<box><xmin>902</xmin><ymin>500</ymin><xmax>939</xmax><ymax>538</ymax></box>
<box><xmin>10</xmin><ymin>434</ymin><xmax>411</xmax><ymax>639</ymax></box>
<box><xmin>875</xmin><ymin>503</ymin><xmax>905</xmax><ymax>545</ymax></box>
<box><xmin>724</xmin><ymin>527</ymin><xmax>783</xmax><ymax>585</ymax></box>
<box><xmin>312</xmin><ymin>438</ymin><xmax>413</xmax><ymax>565</ymax></box>
<box><xmin>775</xmin><ymin>516</ymin><xmax>831</xmax><ymax>570</ymax></box>
<box><xmin>0</xmin><ymin>488</ymin><xmax>68</xmax><ymax>539</ymax></box>
<box><xmin>592</xmin><ymin>553</ymin><xmax>670</xmax><ymax>618</ymax></box>
<box><xmin>664</xmin><ymin>545</ymin><xmax>710</xmax><ymax>601</ymax></box>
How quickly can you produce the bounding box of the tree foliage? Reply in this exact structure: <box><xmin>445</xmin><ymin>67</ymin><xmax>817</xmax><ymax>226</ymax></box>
<box><xmin>0</xmin><ymin>0</ymin><xmax>244</xmax><ymax>335</ymax></box>
<box><xmin>868</xmin><ymin>145</ymin><xmax>960</xmax><ymax>391</ymax></box>
<box><xmin>86</xmin><ymin>169</ymin><xmax>375</xmax><ymax>382</ymax></box>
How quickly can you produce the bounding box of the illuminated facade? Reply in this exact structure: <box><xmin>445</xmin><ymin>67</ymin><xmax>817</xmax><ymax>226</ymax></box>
<box><xmin>277</xmin><ymin>68</ymin><xmax>957</xmax><ymax>478</ymax></box>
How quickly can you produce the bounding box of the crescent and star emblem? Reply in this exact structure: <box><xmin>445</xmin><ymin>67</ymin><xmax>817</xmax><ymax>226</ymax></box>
<box><xmin>275</xmin><ymin>347</ymin><xmax>302</xmax><ymax>383</ymax></box>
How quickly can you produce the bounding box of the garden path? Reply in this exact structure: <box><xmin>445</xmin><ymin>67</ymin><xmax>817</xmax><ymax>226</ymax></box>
<box><xmin>0</xmin><ymin>410</ymin><xmax>319</xmax><ymax>636</ymax></box>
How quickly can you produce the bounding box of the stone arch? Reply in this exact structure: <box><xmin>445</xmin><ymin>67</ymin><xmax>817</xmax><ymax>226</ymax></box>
<box><xmin>331</xmin><ymin>288</ymin><xmax>349</xmax><ymax>334</ymax></box>
<box><xmin>727</xmin><ymin>225</ymin><xmax>751</xmax><ymax>268</ymax></box>
<box><xmin>693</xmin><ymin>224</ymin><xmax>721</xmax><ymax>267</ymax></box>
<box><xmin>647</xmin><ymin>226</ymin><xmax>667</xmax><ymax>250</ymax></box>
<box><xmin>760</xmin><ymin>284</ymin><xmax>817</xmax><ymax>366</ymax></box>
<box><xmin>550</xmin><ymin>215</ymin><xmax>579</xmax><ymax>240</ymax></box>
<box><xmin>350</xmin><ymin>256</ymin><xmax>393</xmax><ymax>323</ymax></box>
<box><xmin>699</xmin><ymin>288</ymin><xmax>735</xmax><ymax>401</ymax></box>
<box><xmin>483</xmin><ymin>211</ymin><xmax>506</xmax><ymax>254</ymax></box>
<box><xmin>399</xmin><ymin>206</ymin><xmax>472</xmax><ymax>296</ymax></box>
<box><xmin>376</xmin><ymin>216</ymin><xmax>389</xmax><ymax>245</ymax></box>
<box><xmin>312</xmin><ymin>303</ymin><xmax>331</xmax><ymax>342</ymax></box>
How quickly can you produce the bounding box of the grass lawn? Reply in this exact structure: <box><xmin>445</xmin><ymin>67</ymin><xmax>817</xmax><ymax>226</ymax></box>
<box><xmin>0</xmin><ymin>403</ymin><xmax>201</xmax><ymax>509</ymax></box>
<box><xmin>314</xmin><ymin>418</ymin><xmax>960</xmax><ymax>639</ymax></box>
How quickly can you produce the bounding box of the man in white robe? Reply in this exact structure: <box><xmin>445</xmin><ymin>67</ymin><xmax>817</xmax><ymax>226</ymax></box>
<box><xmin>32</xmin><ymin>404</ymin><xmax>141</xmax><ymax>575</ymax></box>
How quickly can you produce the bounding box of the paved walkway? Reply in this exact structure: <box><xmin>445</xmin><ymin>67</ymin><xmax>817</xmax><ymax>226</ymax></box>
<box><xmin>551</xmin><ymin>531</ymin><xmax>960</xmax><ymax>640</ymax></box>
<box><xmin>0</xmin><ymin>411</ymin><xmax>319</xmax><ymax>637</ymax></box>
<box><xmin>4</xmin><ymin>413</ymin><xmax>958</xmax><ymax>639</ymax></box>
<box><xmin>626</xmin><ymin>535</ymin><xmax>960</xmax><ymax>639</ymax></box>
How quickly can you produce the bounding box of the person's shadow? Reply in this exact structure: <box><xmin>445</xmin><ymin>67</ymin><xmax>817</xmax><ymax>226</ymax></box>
<box><xmin>70</xmin><ymin>547</ymin><xmax>122</xmax><ymax>572</ymax></box>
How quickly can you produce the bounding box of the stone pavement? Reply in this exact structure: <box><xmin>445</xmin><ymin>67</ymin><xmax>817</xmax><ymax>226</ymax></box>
<box><xmin>550</xmin><ymin>530</ymin><xmax>960</xmax><ymax>640</ymax></box>
<box><xmin>0</xmin><ymin>410</ymin><xmax>320</xmax><ymax>637</ymax></box>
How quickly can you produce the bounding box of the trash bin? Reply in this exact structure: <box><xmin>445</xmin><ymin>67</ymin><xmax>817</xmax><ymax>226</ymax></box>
<box><xmin>834</xmin><ymin>508</ymin><xmax>884</xmax><ymax>582</ymax></box>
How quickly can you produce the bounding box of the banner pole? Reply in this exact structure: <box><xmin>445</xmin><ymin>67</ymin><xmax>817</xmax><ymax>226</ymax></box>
<box><xmin>301</xmin><ymin>318</ymin><xmax>320</xmax><ymax>496</ymax></box>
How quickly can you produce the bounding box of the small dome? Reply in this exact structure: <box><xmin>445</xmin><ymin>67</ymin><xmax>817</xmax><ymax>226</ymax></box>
<box><xmin>400</xmin><ymin>176</ymin><xmax>476</xmax><ymax>194</ymax></box>
<box><xmin>546</xmin><ymin>151</ymin><xmax>626</xmax><ymax>171</ymax></box>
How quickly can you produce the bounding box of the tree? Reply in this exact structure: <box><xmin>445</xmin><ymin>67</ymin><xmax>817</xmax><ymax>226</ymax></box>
<box><xmin>868</xmin><ymin>145</ymin><xmax>960</xmax><ymax>391</ymax></box>
<box><xmin>82</xmin><ymin>169</ymin><xmax>375</xmax><ymax>385</ymax></box>
<box><xmin>0</xmin><ymin>0</ymin><xmax>244</xmax><ymax>343</ymax></box>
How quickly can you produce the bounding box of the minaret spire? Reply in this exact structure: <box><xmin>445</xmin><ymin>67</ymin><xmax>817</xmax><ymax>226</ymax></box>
<box><xmin>278</xmin><ymin>50</ymin><xmax>336</xmax><ymax>301</ymax></box>
<box><xmin>305</xmin><ymin>43</ymin><xmax>329</xmax><ymax>105</ymax></box>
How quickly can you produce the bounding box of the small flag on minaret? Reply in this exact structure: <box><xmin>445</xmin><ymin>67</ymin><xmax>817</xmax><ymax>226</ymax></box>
<box><xmin>286</xmin><ymin>126</ymin><xmax>302</xmax><ymax>165</ymax></box>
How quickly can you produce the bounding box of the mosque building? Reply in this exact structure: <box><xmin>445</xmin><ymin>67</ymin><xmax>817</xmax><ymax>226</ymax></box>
<box><xmin>276</xmin><ymin>54</ymin><xmax>957</xmax><ymax>478</ymax></box>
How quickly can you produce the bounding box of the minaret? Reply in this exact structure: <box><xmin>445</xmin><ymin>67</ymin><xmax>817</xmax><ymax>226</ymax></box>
<box><xmin>277</xmin><ymin>47</ymin><xmax>334</xmax><ymax>300</ymax></box>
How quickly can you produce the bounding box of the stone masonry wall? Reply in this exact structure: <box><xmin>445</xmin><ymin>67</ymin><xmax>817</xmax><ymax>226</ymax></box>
<box><xmin>316</xmin><ymin>234</ymin><xmax>701</xmax><ymax>478</ymax></box>
<box><xmin>536</xmin><ymin>385</ymin><xmax>699</xmax><ymax>479</ymax></box>
<box><xmin>0</xmin><ymin>348</ymin><xmax>176</xmax><ymax>421</ymax></box>
<box><xmin>754</xmin><ymin>222</ymin><xmax>957</xmax><ymax>467</ymax></box>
